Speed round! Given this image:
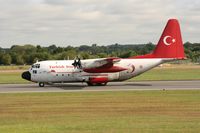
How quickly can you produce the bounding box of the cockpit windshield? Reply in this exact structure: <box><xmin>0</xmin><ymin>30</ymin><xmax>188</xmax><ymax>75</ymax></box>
<box><xmin>32</xmin><ymin>64</ymin><xmax>40</xmax><ymax>69</ymax></box>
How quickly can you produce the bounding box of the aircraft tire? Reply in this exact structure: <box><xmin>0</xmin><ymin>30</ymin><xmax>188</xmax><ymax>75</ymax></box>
<box><xmin>39</xmin><ymin>82</ymin><xmax>45</xmax><ymax>87</ymax></box>
<box><xmin>87</xmin><ymin>82</ymin><xmax>107</xmax><ymax>86</ymax></box>
<box><xmin>97</xmin><ymin>83</ymin><xmax>107</xmax><ymax>86</ymax></box>
<box><xmin>102</xmin><ymin>82</ymin><xmax>107</xmax><ymax>86</ymax></box>
<box><xmin>87</xmin><ymin>82</ymin><xmax>94</xmax><ymax>86</ymax></box>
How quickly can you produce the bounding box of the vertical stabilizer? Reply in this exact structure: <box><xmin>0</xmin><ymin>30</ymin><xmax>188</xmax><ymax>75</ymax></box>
<box><xmin>132</xmin><ymin>19</ymin><xmax>186</xmax><ymax>59</ymax></box>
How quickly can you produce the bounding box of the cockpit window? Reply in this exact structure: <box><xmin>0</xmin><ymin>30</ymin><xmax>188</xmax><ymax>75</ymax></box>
<box><xmin>32</xmin><ymin>64</ymin><xmax>40</xmax><ymax>69</ymax></box>
<box><xmin>33</xmin><ymin>70</ymin><xmax>37</xmax><ymax>74</ymax></box>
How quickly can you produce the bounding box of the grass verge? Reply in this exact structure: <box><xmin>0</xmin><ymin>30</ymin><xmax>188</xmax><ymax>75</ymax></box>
<box><xmin>0</xmin><ymin>65</ymin><xmax>30</xmax><ymax>70</ymax></box>
<box><xmin>0</xmin><ymin>72</ymin><xmax>30</xmax><ymax>84</ymax></box>
<box><xmin>0</xmin><ymin>90</ymin><xmax>199</xmax><ymax>133</ymax></box>
<box><xmin>131</xmin><ymin>66</ymin><xmax>200</xmax><ymax>81</ymax></box>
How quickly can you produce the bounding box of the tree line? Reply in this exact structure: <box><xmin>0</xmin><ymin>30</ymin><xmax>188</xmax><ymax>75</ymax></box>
<box><xmin>0</xmin><ymin>42</ymin><xmax>199</xmax><ymax>65</ymax></box>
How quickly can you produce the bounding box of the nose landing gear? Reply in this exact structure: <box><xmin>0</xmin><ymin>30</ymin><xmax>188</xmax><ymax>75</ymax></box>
<box><xmin>39</xmin><ymin>82</ymin><xmax>45</xmax><ymax>87</ymax></box>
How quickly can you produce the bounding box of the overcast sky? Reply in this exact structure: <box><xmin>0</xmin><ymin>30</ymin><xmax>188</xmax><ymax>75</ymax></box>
<box><xmin>0</xmin><ymin>0</ymin><xmax>199</xmax><ymax>48</ymax></box>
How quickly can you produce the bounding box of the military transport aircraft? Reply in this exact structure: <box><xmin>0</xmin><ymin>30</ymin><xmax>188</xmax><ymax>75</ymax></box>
<box><xmin>22</xmin><ymin>19</ymin><xmax>186</xmax><ymax>87</ymax></box>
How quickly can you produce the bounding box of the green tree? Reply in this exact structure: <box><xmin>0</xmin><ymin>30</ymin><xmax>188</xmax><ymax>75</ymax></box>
<box><xmin>97</xmin><ymin>53</ymin><xmax>107</xmax><ymax>58</ymax></box>
<box><xmin>16</xmin><ymin>55</ymin><xmax>24</xmax><ymax>65</ymax></box>
<box><xmin>57</xmin><ymin>50</ymin><xmax>77</xmax><ymax>60</ymax></box>
<box><xmin>1</xmin><ymin>54</ymin><xmax>12</xmax><ymax>65</ymax></box>
<box><xmin>80</xmin><ymin>52</ymin><xmax>91</xmax><ymax>59</ymax></box>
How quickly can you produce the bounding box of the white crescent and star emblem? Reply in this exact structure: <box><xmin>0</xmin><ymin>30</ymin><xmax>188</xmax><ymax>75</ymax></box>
<box><xmin>163</xmin><ymin>36</ymin><xmax>176</xmax><ymax>46</ymax></box>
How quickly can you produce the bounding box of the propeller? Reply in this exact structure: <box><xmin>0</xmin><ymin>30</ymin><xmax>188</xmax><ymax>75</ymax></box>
<box><xmin>72</xmin><ymin>56</ymin><xmax>82</xmax><ymax>69</ymax></box>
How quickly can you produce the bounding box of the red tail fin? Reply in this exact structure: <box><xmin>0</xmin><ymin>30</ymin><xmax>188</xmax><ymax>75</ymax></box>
<box><xmin>133</xmin><ymin>19</ymin><xmax>186</xmax><ymax>59</ymax></box>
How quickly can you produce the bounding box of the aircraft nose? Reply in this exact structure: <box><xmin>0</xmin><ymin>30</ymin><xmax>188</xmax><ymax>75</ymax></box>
<box><xmin>22</xmin><ymin>71</ymin><xmax>31</xmax><ymax>81</ymax></box>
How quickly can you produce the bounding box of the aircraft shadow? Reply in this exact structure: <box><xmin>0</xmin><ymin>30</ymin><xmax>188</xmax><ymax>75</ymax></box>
<box><xmin>108</xmin><ymin>83</ymin><xmax>152</xmax><ymax>87</ymax></box>
<box><xmin>6</xmin><ymin>83</ymin><xmax>152</xmax><ymax>91</ymax></box>
<box><xmin>50</xmin><ymin>84</ymin><xmax>86</xmax><ymax>90</ymax></box>
<box><xmin>6</xmin><ymin>84</ymin><xmax>85</xmax><ymax>90</ymax></box>
<box><xmin>50</xmin><ymin>82</ymin><xmax>152</xmax><ymax>90</ymax></box>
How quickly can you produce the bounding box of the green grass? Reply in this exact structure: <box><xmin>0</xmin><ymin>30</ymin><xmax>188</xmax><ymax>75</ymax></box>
<box><xmin>0</xmin><ymin>65</ymin><xmax>30</xmax><ymax>70</ymax></box>
<box><xmin>131</xmin><ymin>67</ymin><xmax>200</xmax><ymax>81</ymax></box>
<box><xmin>0</xmin><ymin>91</ymin><xmax>199</xmax><ymax>133</ymax></box>
<box><xmin>0</xmin><ymin>72</ymin><xmax>30</xmax><ymax>84</ymax></box>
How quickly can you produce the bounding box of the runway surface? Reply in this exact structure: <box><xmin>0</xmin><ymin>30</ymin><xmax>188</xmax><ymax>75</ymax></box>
<box><xmin>0</xmin><ymin>80</ymin><xmax>199</xmax><ymax>93</ymax></box>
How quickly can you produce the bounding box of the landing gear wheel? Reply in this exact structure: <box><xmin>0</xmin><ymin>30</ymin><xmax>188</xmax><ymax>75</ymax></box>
<box><xmin>87</xmin><ymin>82</ymin><xmax>108</xmax><ymax>86</ymax></box>
<box><xmin>87</xmin><ymin>82</ymin><xmax>94</xmax><ymax>86</ymax></box>
<box><xmin>39</xmin><ymin>82</ymin><xmax>45</xmax><ymax>87</ymax></box>
<box><xmin>97</xmin><ymin>83</ymin><xmax>107</xmax><ymax>86</ymax></box>
<box><xmin>96</xmin><ymin>83</ymin><xmax>102</xmax><ymax>86</ymax></box>
<box><xmin>102</xmin><ymin>82</ymin><xmax>107</xmax><ymax>86</ymax></box>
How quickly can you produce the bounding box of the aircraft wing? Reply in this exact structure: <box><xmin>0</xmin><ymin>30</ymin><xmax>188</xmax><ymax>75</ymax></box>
<box><xmin>82</xmin><ymin>57</ymin><xmax>127</xmax><ymax>73</ymax></box>
<box><xmin>82</xmin><ymin>57</ymin><xmax>121</xmax><ymax>69</ymax></box>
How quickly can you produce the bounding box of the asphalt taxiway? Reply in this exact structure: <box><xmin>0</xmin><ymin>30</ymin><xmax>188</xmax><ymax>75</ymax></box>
<box><xmin>0</xmin><ymin>80</ymin><xmax>199</xmax><ymax>93</ymax></box>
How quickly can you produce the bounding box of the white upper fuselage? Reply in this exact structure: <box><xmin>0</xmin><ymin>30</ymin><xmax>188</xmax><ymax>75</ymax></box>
<box><xmin>28</xmin><ymin>58</ymin><xmax>169</xmax><ymax>83</ymax></box>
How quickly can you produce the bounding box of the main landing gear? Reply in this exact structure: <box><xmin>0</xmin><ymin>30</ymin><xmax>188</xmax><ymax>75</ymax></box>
<box><xmin>87</xmin><ymin>82</ymin><xmax>107</xmax><ymax>86</ymax></box>
<box><xmin>39</xmin><ymin>82</ymin><xmax>45</xmax><ymax>87</ymax></box>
